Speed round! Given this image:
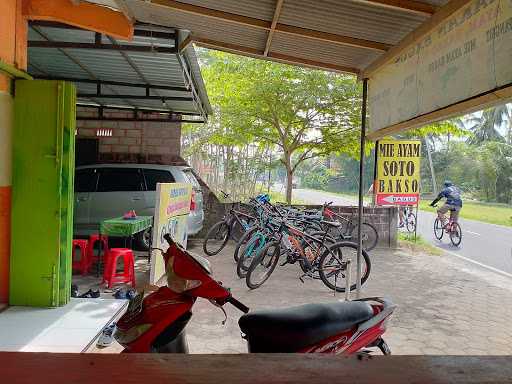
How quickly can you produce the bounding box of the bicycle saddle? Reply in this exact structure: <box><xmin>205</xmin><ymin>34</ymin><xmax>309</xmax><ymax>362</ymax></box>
<box><xmin>238</xmin><ymin>301</ymin><xmax>374</xmax><ymax>352</ymax></box>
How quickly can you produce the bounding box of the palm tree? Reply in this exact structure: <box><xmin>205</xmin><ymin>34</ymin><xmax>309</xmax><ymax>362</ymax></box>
<box><xmin>466</xmin><ymin>105</ymin><xmax>509</xmax><ymax>144</ymax></box>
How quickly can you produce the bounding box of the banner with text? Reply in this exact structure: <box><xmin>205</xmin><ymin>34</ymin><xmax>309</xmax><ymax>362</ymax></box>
<box><xmin>369</xmin><ymin>0</ymin><xmax>512</xmax><ymax>135</ymax></box>
<box><xmin>150</xmin><ymin>183</ymin><xmax>191</xmax><ymax>284</ymax></box>
<box><xmin>376</xmin><ymin>140</ymin><xmax>421</xmax><ymax>206</ymax></box>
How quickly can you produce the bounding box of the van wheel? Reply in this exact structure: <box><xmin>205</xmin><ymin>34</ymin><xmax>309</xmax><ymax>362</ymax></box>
<box><xmin>136</xmin><ymin>227</ymin><xmax>152</xmax><ymax>251</ymax></box>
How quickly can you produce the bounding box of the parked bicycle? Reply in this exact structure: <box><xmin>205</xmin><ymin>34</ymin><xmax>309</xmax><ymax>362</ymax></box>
<box><xmin>244</xmin><ymin>219</ymin><xmax>371</xmax><ymax>292</ymax></box>
<box><xmin>433</xmin><ymin>205</ymin><xmax>462</xmax><ymax>246</ymax></box>
<box><xmin>321</xmin><ymin>204</ymin><xmax>379</xmax><ymax>251</ymax></box>
<box><xmin>202</xmin><ymin>195</ymin><xmax>259</xmax><ymax>256</ymax></box>
<box><xmin>400</xmin><ymin>206</ymin><xmax>417</xmax><ymax>233</ymax></box>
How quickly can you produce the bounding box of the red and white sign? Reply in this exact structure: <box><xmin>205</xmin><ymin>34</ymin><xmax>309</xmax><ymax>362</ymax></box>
<box><xmin>376</xmin><ymin>193</ymin><xmax>419</xmax><ymax>206</ymax></box>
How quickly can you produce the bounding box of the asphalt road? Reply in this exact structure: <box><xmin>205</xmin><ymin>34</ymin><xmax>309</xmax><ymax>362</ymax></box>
<box><xmin>285</xmin><ymin>186</ymin><xmax>512</xmax><ymax>276</ymax></box>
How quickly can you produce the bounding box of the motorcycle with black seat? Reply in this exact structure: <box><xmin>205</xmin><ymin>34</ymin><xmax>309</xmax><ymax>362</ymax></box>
<box><xmin>114</xmin><ymin>234</ymin><xmax>396</xmax><ymax>354</ymax></box>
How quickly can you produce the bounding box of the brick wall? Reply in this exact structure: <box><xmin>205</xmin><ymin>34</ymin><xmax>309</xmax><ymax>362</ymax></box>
<box><xmin>76</xmin><ymin>107</ymin><xmax>185</xmax><ymax>165</ymax></box>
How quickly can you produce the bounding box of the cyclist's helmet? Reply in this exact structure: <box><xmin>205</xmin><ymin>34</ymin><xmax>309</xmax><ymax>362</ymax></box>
<box><xmin>443</xmin><ymin>180</ymin><xmax>453</xmax><ymax>187</ymax></box>
<box><xmin>256</xmin><ymin>194</ymin><xmax>270</xmax><ymax>203</ymax></box>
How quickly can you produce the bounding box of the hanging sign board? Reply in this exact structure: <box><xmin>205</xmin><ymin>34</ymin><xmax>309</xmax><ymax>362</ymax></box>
<box><xmin>368</xmin><ymin>0</ymin><xmax>512</xmax><ymax>136</ymax></box>
<box><xmin>375</xmin><ymin>140</ymin><xmax>421</xmax><ymax>206</ymax></box>
<box><xmin>150</xmin><ymin>183</ymin><xmax>191</xmax><ymax>284</ymax></box>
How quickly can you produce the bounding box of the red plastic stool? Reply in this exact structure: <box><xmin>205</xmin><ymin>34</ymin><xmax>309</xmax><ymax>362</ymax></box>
<box><xmin>103</xmin><ymin>248</ymin><xmax>136</xmax><ymax>288</ymax></box>
<box><xmin>72</xmin><ymin>239</ymin><xmax>90</xmax><ymax>275</ymax></box>
<box><xmin>87</xmin><ymin>234</ymin><xmax>109</xmax><ymax>271</ymax></box>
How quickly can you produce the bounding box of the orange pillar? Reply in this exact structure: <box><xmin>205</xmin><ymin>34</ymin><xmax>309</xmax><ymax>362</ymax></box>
<box><xmin>0</xmin><ymin>0</ymin><xmax>27</xmax><ymax>305</ymax></box>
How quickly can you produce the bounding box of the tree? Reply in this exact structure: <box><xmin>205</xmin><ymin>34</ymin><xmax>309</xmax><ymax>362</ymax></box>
<box><xmin>466</xmin><ymin>107</ymin><xmax>507</xmax><ymax>144</ymax></box>
<box><xmin>200</xmin><ymin>50</ymin><xmax>362</xmax><ymax>202</ymax></box>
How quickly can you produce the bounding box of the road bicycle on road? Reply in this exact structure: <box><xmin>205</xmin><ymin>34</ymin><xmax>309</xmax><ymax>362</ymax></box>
<box><xmin>432</xmin><ymin>205</ymin><xmax>462</xmax><ymax>246</ymax></box>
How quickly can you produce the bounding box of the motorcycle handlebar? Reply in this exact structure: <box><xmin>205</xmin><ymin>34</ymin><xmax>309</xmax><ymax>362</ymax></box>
<box><xmin>226</xmin><ymin>296</ymin><xmax>250</xmax><ymax>313</ymax></box>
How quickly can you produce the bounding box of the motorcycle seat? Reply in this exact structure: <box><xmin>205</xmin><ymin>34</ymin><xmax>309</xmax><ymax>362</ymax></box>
<box><xmin>238</xmin><ymin>301</ymin><xmax>374</xmax><ymax>353</ymax></box>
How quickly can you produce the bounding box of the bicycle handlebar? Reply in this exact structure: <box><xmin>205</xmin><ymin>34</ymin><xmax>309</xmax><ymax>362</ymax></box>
<box><xmin>226</xmin><ymin>296</ymin><xmax>250</xmax><ymax>313</ymax></box>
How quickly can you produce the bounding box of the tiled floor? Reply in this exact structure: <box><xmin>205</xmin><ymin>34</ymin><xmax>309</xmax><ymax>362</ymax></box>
<box><xmin>0</xmin><ymin>298</ymin><xmax>127</xmax><ymax>352</ymax></box>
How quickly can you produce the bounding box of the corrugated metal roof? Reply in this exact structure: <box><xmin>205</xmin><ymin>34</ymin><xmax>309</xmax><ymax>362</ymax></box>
<box><xmin>278</xmin><ymin>0</ymin><xmax>427</xmax><ymax>45</ymax></box>
<box><xmin>79</xmin><ymin>0</ymin><xmax>457</xmax><ymax>75</ymax></box>
<box><xmin>27</xmin><ymin>22</ymin><xmax>211</xmax><ymax>119</ymax></box>
<box><xmin>124</xmin><ymin>0</ymin><xmax>269</xmax><ymax>52</ymax></box>
<box><xmin>94</xmin><ymin>0</ymin><xmax>455</xmax><ymax>75</ymax></box>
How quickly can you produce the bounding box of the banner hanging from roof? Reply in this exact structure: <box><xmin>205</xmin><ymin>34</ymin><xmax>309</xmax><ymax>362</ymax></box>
<box><xmin>375</xmin><ymin>140</ymin><xmax>421</xmax><ymax>206</ymax></box>
<box><xmin>368</xmin><ymin>0</ymin><xmax>512</xmax><ymax>136</ymax></box>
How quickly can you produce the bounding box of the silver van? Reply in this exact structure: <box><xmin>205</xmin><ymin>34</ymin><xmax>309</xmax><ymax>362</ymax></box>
<box><xmin>74</xmin><ymin>164</ymin><xmax>204</xmax><ymax>249</ymax></box>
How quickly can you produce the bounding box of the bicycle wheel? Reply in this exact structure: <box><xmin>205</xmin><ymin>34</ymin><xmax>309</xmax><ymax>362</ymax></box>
<box><xmin>351</xmin><ymin>223</ymin><xmax>378</xmax><ymax>251</ymax></box>
<box><xmin>406</xmin><ymin>213</ymin><xmax>417</xmax><ymax>233</ymax></box>
<box><xmin>230</xmin><ymin>219</ymin><xmax>247</xmax><ymax>243</ymax></box>
<box><xmin>233</xmin><ymin>226</ymin><xmax>257</xmax><ymax>262</ymax></box>
<box><xmin>449</xmin><ymin>222</ymin><xmax>462</xmax><ymax>246</ymax></box>
<box><xmin>237</xmin><ymin>232</ymin><xmax>266</xmax><ymax>278</ymax></box>
<box><xmin>298</xmin><ymin>231</ymin><xmax>336</xmax><ymax>279</ymax></box>
<box><xmin>318</xmin><ymin>241</ymin><xmax>371</xmax><ymax>292</ymax></box>
<box><xmin>433</xmin><ymin>218</ymin><xmax>444</xmax><ymax>240</ymax></box>
<box><xmin>245</xmin><ymin>241</ymin><xmax>281</xmax><ymax>289</ymax></box>
<box><xmin>202</xmin><ymin>221</ymin><xmax>230</xmax><ymax>256</ymax></box>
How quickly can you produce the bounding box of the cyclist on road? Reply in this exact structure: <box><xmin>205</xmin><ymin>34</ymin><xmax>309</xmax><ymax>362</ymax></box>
<box><xmin>429</xmin><ymin>180</ymin><xmax>462</xmax><ymax>226</ymax></box>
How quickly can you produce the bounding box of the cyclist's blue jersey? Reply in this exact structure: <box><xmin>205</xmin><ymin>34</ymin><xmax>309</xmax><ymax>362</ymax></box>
<box><xmin>438</xmin><ymin>186</ymin><xmax>462</xmax><ymax>207</ymax></box>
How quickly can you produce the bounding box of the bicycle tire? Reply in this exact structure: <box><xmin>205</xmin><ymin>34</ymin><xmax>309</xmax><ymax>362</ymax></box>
<box><xmin>202</xmin><ymin>221</ymin><xmax>230</xmax><ymax>256</ymax></box>
<box><xmin>351</xmin><ymin>222</ymin><xmax>379</xmax><ymax>251</ymax></box>
<box><xmin>245</xmin><ymin>240</ymin><xmax>281</xmax><ymax>289</ymax></box>
<box><xmin>233</xmin><ymin>226</ymin><xmax>257</xmax><ymax>262</ymax></box>
<box><xmin>433</xmin><ymin>218</ymin><xmax>444</xmax><ymax>240</ymax></box>
<box><xmin>236</xmin><ymin>232</ymin><xmax>266</xmax><ymax>278</ymax></box>
<box><xmin>318</xmin><ymin>241</ymin><xmax>371</xmax><ymax>292</ymax></box>
<box><xmin>406</xmin><ymin>213</ymin><xmax>417</xmax><ymax>233</ymax></box>
<box><xmin>449</xmin><ymin>222</ymin><xmax>462</xmax><ymax>246</ymax></box>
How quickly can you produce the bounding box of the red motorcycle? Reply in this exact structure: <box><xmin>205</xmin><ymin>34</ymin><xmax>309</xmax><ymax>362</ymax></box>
<box><xmin>114</xmin><ymin>234</ymin><xmax>396</xmax><ymax>354</ymax></box>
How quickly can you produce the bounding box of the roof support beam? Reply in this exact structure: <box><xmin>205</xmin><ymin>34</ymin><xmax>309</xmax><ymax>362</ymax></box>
<box><xmin>28</xmin><ymin>40</ymin><xmax>177</xmax><ymax>54</ymax></box>
<box><xmin>32</xmin><ymin>76</ymin><xmax>190</xmax><ymax>92</ymax></box>
<box><xmin>77</xmin><ymin>116</ymin><xmax>204</xmax><ymax>123</ymax></box>
<box><xmin>78</xmin><ymin>94</ymin><xmax>194</xmax><ymax>101</ymax></box>
<box><xmin>77</xmin><ymin>103</ymin><xmax>202</xmax><ymax>116</ymax></box>
<box><xmin>362</xmin><ymin>0</ymin><xmax>471</xmax><ymax>78</ymax></box>
<box><xmin>150</xmin><ymin>0</ymin><xmax>391</xmax><ymax>52</ymax></box>
<box><xmin>22</xmin><ymin>0</ymin><xmax>133</xmax><ymax>40</ymax></box>
<box><xmin>193</xmin><ymin>37</ymin><xmax>360</xmax><ymax>75</ymax></box>
<box><xmin>354</xmin><ymin>0</ymin><xmax>437</xmax><ymax>16</ymax></box>
<box><xmin>264</xmin><ymin>0</ymin><xmax>284</xmax><ymax>56</ymax></box>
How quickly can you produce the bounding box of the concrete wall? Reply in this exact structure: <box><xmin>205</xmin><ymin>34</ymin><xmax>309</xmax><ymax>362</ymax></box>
<box><xmin>76</xmin><ymin>107</ymin><xmax>184</xmax><ymax>164</ymax></box>
<box><xmin>199</xmin><ymin>195</ymin><xmax>398</xmax><ymax>248</ymax></box>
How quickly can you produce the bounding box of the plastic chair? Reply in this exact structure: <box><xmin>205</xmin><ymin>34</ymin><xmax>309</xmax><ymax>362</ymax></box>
<box><xmin>72</xmin><ymin>239</ymin><xmax>90</xmax><ymax>275</ymax></box>
<box><xmin>87</xmin><ymin>234</ymin><xmax>109</xmax><ymax>271</ymax></box>
<box><xmin>102</xmin><ymin>248</ymin><xmax>136</xmax><ymax>288</ymax></box>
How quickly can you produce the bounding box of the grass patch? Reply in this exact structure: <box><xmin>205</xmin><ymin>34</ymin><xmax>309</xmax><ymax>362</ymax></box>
<box><xmin>419</xmin><ymin>200</ymin><xmax>512</xmax><ymax>227</ymax></box>
<box><xmin>398</xmin><ymin>232</ymin><xmax>442</xmax><ymax>256</ymax></box>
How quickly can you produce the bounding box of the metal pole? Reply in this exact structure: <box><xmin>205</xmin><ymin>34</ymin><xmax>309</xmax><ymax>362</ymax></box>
<box><xmin>356</xmin><ymin>79</ymin><xmax>368</xmax><ymax>298</ymax></box>
<box><xmin>372</xmin><ymin>140</ymin><xmax>379</xmax><ymax>206</ymax></box>
<box><xmin>268</xmin><ymin>150</ymin><xmax>272</xmax><ymax>194</ymax></box>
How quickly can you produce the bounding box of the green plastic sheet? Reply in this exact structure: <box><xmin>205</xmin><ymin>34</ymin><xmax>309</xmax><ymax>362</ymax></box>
<box><xmin>100</xmin><ymin>216</ymin><xmax>153</xmax><ymax>237</ymax></box>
